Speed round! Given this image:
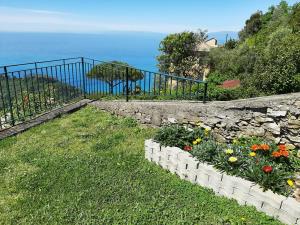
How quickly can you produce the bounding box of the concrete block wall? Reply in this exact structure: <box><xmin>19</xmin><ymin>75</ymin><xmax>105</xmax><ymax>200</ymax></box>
<box><xmin>145</xmin><ymin>139</ymin><xmax>300</xmax><ymax>225</ymax></box>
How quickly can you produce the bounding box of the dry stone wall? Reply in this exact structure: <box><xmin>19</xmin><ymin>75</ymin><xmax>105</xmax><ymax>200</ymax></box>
<box><xmin>91</xmin><ymin>92</ymin><xmax>300</xmax><ymax>148</ymax></box>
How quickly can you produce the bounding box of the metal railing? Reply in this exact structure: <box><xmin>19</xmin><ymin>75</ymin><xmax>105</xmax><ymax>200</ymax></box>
<box><xmin>0</xmin><ymin>57</ymin><xmax>208</xmax><ymax>130</ymax></box>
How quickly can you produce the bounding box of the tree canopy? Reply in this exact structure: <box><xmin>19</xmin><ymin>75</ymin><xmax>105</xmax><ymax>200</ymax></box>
<box><xmin>157</xmin><ymin>30</ymin><xmax>208</xmax><ymax>79</ymax></box>
<box><xmin>87</xmin><ymin>61</ymin><xmax>144</xmax><ymax>94</ymax></box>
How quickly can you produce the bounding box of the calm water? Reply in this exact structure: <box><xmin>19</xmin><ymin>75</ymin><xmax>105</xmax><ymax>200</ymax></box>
<box><xmin>0</xmin><ymin>31</ymin><xmax>234</xmax><ymax>93</ymax></box>
<box><xmin>0</xmin><ymin>32</ymin><xmax>165</xmax><ymax>71</ymax></box>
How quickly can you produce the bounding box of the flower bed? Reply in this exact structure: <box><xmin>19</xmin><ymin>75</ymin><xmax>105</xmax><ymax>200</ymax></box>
<box><xmin>146</xmin><ymin>124</ymin><xmax>300</xmax><ymax>225</ymax></box>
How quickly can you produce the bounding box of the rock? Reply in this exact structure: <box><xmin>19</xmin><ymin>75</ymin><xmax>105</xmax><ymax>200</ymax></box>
<box><xmin>242</xmin><ymin>126</ymin><xmax>265</xmax><ymax>137</ymax></box>
<box><xmin>239</xmin><ymin>121</ymin><xmax>248</xmax><ymax>126</ymax></box>
<box><xmin>263</xmin><ymin>123</ymin><xmax>281</xmax><ymax>135</ymax></box>
<box><xmin>295</xmin><ymin>101</ymin><xmax>300</xmax><ymax>108</ymax></box>
<box><xmin>206</xmin><ymin>118</ymin><xmax>221</xmax><ymax>125</ymax></box>
<box><xmin>213</xmin><ymin>133</ymin><xmax>226</xmax><ymax>142</ymax></box>
<box><xmin>255</xmin><ymin>116</ymin><xmax>274</xmax><ymax>123</ymax></box>
<box><xmin>287</xmin><ymin>135</ymin><xmax>300</xmax><ymax>143</ymax></box>
<box><xmin>288</xmin><ymin>119</ymin><xmax>300</xmax><ymax>129</ymax></box>
<box><xmin>267</xmin><ymin>109</ymin><xmax>287</xmax><ymax>118</ymax></box>
<box><xmin>167</xmin><ymin>117</ymin><xmax>177</xmax><ymax>124</ymax></box>
<box><xmin>216</xmin><ymin>122</ymin><xmax>227</xmax><ymax>128</ymax></box>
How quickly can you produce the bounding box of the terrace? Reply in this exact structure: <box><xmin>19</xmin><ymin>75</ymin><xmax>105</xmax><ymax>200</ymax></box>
<box><xmin>0</xmin><ymin>57</ymin><xmax>299</xmax><ymax>225</ymax></box>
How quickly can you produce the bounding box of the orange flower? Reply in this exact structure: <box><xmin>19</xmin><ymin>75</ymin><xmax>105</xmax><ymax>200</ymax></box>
<box><xmin>272</xmin><ymin>151</ymin><xmax>281</xmax><ymax>158</ymax></box>
<box><xmin>251</xmin><ymin>144</ymin><xmax>260</xmax><ymax>151</ymax></box>
<box><xmin>260</xmin><ymin>144</ymin><xmax>270</xmax><ymax>151</ymax></box>
<box><xmin>272</xmin><ymin>145</ymin><xmax>289</xmax><ymax>158</ymax></box>
<box><xmin>281</xmin><ymin>150</ymin><xmax>289</xmax><ymax>157</ymax></box>
<box><xmin>279</xmin><ymin>145</ymin><xmax>287</xmax><ymax>151</ymax></box>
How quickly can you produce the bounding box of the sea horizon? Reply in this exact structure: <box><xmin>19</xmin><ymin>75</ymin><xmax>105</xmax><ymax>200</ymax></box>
<box><xmin>0</xmin><ymin>31</ymin><xmax>237</xmax><ymax>71</ymax></box>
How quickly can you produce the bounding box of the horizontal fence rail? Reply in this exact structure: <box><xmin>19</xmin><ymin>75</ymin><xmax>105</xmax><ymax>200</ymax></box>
<box><xmin>0</xmin><ymin>57</ymin><xmax>208</xmax><ymax>130</ymax></box>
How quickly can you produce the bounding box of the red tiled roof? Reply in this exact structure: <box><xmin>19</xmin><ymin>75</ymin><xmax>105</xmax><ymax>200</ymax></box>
<box><xmin>220</xmin><ymin>80</ymin><xmax>241</xmax><ymax>89</ymax></box>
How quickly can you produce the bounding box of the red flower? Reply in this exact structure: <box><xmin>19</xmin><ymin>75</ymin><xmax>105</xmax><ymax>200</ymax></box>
<box><xmin>183</xmin><ymin>145</ymin><xmax>192</xmax><ymax>151</ymax></box>
<box><xmin>262</xmin><ymin>165</ymin><xmax>273</xmax><ymax>173</ymax></box>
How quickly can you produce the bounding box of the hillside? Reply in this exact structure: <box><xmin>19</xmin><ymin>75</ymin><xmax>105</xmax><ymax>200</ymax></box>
<box><xmin>208</xmin><ymin>1</ymin><xmax>300</xmax><ymax>100</ymax></box>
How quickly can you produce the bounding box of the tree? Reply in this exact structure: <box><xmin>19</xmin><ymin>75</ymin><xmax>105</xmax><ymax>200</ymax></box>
<box><xmin>224</xmin><ymin>38</ymin><xmax>238</xmax><ymax>50</ymax></box>
<box><xmin>239</xmin><ymin>11</ymin><xmax>263</xmax><ymax>41</ymax></box>
<box><xmin>289</xmin><ymin>2</ymin><xmax>300</xmax><ymax>32</ymax></box>
<box><xmin>157</xmin><ymin>30</ymin><xmax>208</xmax><ymax>79</ymax></box>
<box><xmin>87</xmin><ymin>61</ymin><xmax>144</xmax><ymax>94</ymax></box>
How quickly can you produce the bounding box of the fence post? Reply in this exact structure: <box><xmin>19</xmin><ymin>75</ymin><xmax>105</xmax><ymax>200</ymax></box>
<box><xmin>81</xmin><ymin>57</ymin><xmax>86</xmax><ymax>98</ymax></box>
<box><xmin>126</xmin><ymin>67</ymin><xmax>129</xmax><ymax>102</ymax></box>
<box><xmin>203</xmin><ymin>82</ymin><xmax>208</xmax><ymax>103</ymax></box>
<box><xmin>4</xmin><ymin>66</ymin><xmax>15</xmax><ymax>126</ymax></box>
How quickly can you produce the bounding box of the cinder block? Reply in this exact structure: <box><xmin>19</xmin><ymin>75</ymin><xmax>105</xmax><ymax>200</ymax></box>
<box><xmin>245</xmin><ymin>193</ymin><xmax>263</xmax><ymax>210</ymax></box>
<box><xmin>177</xmin><ymin>151</ymin><xmax>191</xmax><ymax>161</ymax></box>
<box><xmin>151</xmin><ymin>152</ymin><xmax>161</xmax><ymax>164</ymax></box>
<box><xmin>145</xmin><ymin>139</ymin><xmax>160</xmax><ymax>150</ymax></box>
<box><xmin>170</xmin><ymin>146</ymin><xmax>182</xmax><ymax>155</ymax></box>
<box><xmin>261</xmin><ymin>202</ymin><xmax>281</xmax><ymax>219</ymax></box>
<box><xmin>168</xmin><ymin>163</ymin><xmax>178</xmax><ymax>174</ymax></box>
<box><xmin>206</xmin><ymin>170</ymin><xmax>223</xmax><ymax>193</ymax></box>
<box><xmin>281</xmin><ymin>197</ymin><xmax>300</xmax><ymax>220</ymax></box>
<box><xmin>218</xmin><ymin>187</ymin><xmax>234</xmax><ymax>198</ymax></box>
<box><xmin>207</xmin><ymin>179</ymin><xmax>221</xmax><ymax>193</ymax></box>
<box><xmin>277</xmin><ymin>209</ymin><xmax>298</xmax><ymax>225</ymax></box>
<box><xmin>249</xmin><ymin>185</ymin><xmax>286</xmax><ymax>211</ymax></box>
<box><xmin>232</xmin><ymin>188</ymin><xmax>250</xmax><ymax>205</ymax></box>
<box><xmin>186</xmin><ymin>171</ymin><xmax>198</xmax><ymax>184</ymax></box>
<box><xmin>195</xmin><ymin>171</ymin><xmax>209</xmax><ymax>187</ymax></box>
<box><xmin>145</xmin><ymin>151</ymin><xmax>152</xmax><ymax>161</ymax></box>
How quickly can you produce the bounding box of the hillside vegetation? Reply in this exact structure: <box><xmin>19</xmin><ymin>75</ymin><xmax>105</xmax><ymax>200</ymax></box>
<box><xmin>208</xmin><ymin>1</ymin><xmax>300</xmax><ymax>99</ymax></box>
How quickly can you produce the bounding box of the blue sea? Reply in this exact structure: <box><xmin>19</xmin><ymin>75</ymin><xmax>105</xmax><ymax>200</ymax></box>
<box><xmin>0</xmin><ymin>31</ymin><xmax>237</xmax><ymax>71</ymax></box>
<box><xmin>0</xmin><ymin>32</ymin><xmax>165</xmax><ymax>71</ymax></box>
<box><xmin>0</xmin><ymin>31</ymin><xmax>236</xmax><ymax>94</ymax></box>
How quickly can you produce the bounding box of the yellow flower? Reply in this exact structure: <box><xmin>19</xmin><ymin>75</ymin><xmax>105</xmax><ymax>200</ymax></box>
<box><xmin>287</xmin><ymin>179</ymin><xmax>295</xmax><ymax>188</ymax></box>
<box><xmin>196</xmin><ymin>121</ymin><xmax>202</xmax><ymax>127</ymax></box>
<box><xmin>193</xmin><ymin>141</ymin><xmax>198</xmax><ymax>145</ymax></box>
<box><xmin>204</xmin><ymin>128</ymin><xmax>211</xmax><ymax>136</ymax></box>
<box><xmin>196</xmin><ymin>138</ymin><xmax>202</xmax><ymax>143</ymax></box>
<box><xmin>228</xmin><ymin>157</ymin><xmax>238</xmax><ymax>163</ymax></box>
<box><xmin>225</xmin><ymin>149</ymin><xmax>234</xmax><ymax>154</ymax></box>
<box><xmin>233</xmin><ymin>139</ymin><xmax>238</xmax><ymax>144</ymax></box>
<box><xmin>249</xmin><ymin>152</ymin><xmax>256</xmax><ymax>157</ymax></box>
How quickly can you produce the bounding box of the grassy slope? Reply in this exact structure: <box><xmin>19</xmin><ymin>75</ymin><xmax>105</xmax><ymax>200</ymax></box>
<box><xmin>0</xmin><ymin>106</ymin><xmax>282</xmax><ymax>225</ymax></box>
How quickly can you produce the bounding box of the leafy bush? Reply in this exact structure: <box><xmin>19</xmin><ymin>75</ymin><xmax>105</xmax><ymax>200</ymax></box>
<box><xmin>154</xmin><ymin>124</ymin><xmax>209</xmax><ymax>149</ymax></box>
<box><xmin>208</xmin><ymin>1</ymin><xmax>300</xmax><ymax>99</ymax></box>
<box><xmin>153</xmin><ymin>125</ymin><xmax>300</xmax><ymax>196</ymax></box>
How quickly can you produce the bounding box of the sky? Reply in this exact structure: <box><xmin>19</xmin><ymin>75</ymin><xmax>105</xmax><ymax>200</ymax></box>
<box><xmin>0</xmin><ymin>0</ymin><xmax>299</xmax><ymax>34</ymax></box>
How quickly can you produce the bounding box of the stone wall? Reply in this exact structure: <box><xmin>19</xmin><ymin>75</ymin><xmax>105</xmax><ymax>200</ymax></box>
<box><xmin>91</xmin><ymin>92</ymin><xmax>300</xmax><ymax>148</ymax></box>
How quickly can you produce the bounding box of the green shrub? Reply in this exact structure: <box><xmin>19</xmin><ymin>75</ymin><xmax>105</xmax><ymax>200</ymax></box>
<box><xmin>154</xmin><ymin>124</ymin><xmax>208</xmax><ymax>149</ymax></box>
<box><xmin>153</xmin><ymin>125</ymin><xmax>300</xmax><ymax>196</ymax></box>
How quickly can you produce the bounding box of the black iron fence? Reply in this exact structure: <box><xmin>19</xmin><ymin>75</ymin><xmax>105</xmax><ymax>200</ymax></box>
<box><xmin>0</xmin><ymin>57</ymin><xmax>208</xmax><ymax>130</ymax></box>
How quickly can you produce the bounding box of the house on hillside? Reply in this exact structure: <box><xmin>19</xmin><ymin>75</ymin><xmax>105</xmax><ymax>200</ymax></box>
<box><xmin>195</xmin><ymin>38</ymin><xmax>218</xmax><ymax>80</ymax></box>
<box><xmin>195</xmin><ymin>38</ymin><xmax>218</xmax><ymax>52</ymax></box>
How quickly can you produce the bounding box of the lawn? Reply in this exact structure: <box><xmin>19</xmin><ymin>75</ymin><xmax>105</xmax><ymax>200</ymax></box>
<box><xmin>0</xmin><ymin>106</ymin><xmax>282</xmax><ymax>225</ymax></box>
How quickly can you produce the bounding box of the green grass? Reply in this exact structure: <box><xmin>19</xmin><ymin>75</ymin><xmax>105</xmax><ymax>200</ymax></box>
<box><xmin>0</xmin><ymin>106</ymin><xmax>282</xmax><ymax>225</ymax></box>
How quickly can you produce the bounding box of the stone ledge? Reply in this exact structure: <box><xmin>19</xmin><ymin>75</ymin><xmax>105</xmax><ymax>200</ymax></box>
<box><xmin>145</xmin><ymin>139</ymin><xmax>299</xmax><ymax>225</ymax></box>
<box><xmin>0</xmin><ymin>99</ymin><xmax>93</xmax><ymax>140</ymax></box>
